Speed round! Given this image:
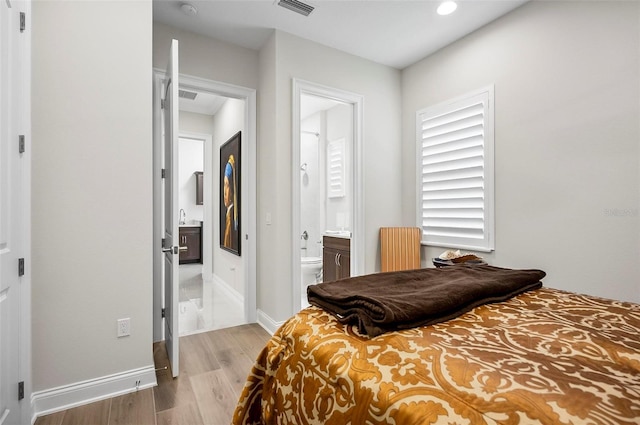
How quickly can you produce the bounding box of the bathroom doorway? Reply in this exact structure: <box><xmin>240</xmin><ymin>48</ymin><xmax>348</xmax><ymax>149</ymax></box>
<box><xmin>291</xmin><ymin>79</ymin><xmax>364</xmax><ymax>312</ymax></box>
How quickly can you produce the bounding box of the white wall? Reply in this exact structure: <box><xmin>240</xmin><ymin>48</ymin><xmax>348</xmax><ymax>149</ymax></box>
<box><xmin>153</xmin><ymin>22</ymin><xmax>259</xmax><ymax>90</ymax></box>
<box><xmin>402</xmin><ymin>1</ymin><xmax>640</xmax><ymax>303</ymax></box>
<box><xmin>32</xmin><ymin>0</ymin><xmax>153</xmax><ymax>393</ymax></box>
<box><xmin>179</xmin><ymin>111</ymin><xmax>215</xmax><ymax>225</ymax></box>
<box><xmin>301</xmin><ymin>114</ymin><xmax>322</xmax><ymax>257</ymax></box>
<box><xmin>257</xmin><ymin>33</ymin><xmax>281</xmax><ymax>323</ymax></box>
<box><xmin>258</xmin><ymin>31</ymin><xmax>402</xmax><ymax>323</ymax></box>
<box><xmin>325</xmin><ymin>104</ymin><xmax>353</xmax><ymax>233</ymax></box>
<box><xmin>180</xmin><ymin>110</ymin><xmax>215</xmax><ymax>136</ymax></box>
<box><xmin>178</xmin><ymin>137</ymin><xmax>204</xmax><ymax>223</ymax></box>
<box><xmin>212</xmin><ymin>98</ymin><xmax>246</xmax><ymax>296</ymax></box>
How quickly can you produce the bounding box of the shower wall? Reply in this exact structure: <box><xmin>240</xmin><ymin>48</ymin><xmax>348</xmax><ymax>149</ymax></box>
<box><xmin>325</xmin><ymin>104</ymin><xmax>352</xmax><ymax>233</ymax></box>
<box><xmin>300</xmin><ymin>104</ymin><xmax>352</xmax><ymax>258</ymax></box>
<box><xmin>301</xmin><ymin>113</ymin><xmax>323</xmax><ymax>257</ymax></box>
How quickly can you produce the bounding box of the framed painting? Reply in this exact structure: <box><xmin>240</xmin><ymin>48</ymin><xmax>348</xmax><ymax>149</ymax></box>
<box><xmin>220</xmin><ymin>131</ymin><xmax>241</xmax><ymax>256</ymax></box>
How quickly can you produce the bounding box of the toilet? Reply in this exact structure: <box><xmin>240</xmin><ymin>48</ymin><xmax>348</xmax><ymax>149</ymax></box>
<box><xmin>301</xmin><ymin>256</ymin><xmax>323</xmax><ymax>288</ymax></box>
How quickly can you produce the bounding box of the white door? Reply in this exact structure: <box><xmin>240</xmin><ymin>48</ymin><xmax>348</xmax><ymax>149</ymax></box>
<box><xmin>0</xmin><ymin>1</ymin><xmax>26</xmax><ymax>423</ymax></box>
<box><xmin>163</xmin><ymin>39</ymin><xmax>180</xmax><ymax>378</ymax></box>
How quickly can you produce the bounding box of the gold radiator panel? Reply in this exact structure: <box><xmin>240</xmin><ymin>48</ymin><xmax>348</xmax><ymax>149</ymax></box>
<box><xmin>380</xmin><ymin>227</ymin><xmax>421</xmax><ymax>272</ymax></box>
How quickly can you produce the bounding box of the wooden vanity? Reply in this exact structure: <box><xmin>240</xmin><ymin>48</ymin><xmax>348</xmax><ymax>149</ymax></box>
<box><xmin>179</xmin><ymin>223</ymin><xmax>202</xmax><ymax>264</ymax></box>
<box><xmin>323</xmin><ymin>235</ymin><xmax>350</xmax><ymax>281</ymax></box>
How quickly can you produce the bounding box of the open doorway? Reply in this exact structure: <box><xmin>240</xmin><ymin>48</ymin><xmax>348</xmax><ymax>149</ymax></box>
<box><xmin>153</xmin><ymin>71</ymin><xmax>257</xmax><ymax>343</ymax></box>
<box><xmin>177</xmin><ymin>96</ymin><xmax>246</xmax><ymax>335</ymax></box>
<box><xmin>291</xmin><ymin>79</ymin><xmax>365</xmax><ymax>313</ymax></box>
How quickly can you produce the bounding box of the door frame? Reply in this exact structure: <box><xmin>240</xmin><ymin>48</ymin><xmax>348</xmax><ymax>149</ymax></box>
<box><xmin>153</xmin><ymin>71</ymin><xmax>257</xmax><ymax>341</ymax></box>
<box><xmin>291</xmin><ymin>79</ymin><xmax>364</xmax><ymax>313</ymax></box>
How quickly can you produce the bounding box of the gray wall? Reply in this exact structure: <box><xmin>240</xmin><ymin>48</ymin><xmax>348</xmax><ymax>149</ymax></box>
<box><xmin>31</xmin><ymin>0</ymin><xmax>153</xmax><ymax>391</ymax></box>
<box><xmin>258</xmin><ymin>31</ymin><xmax>403</xmax><ymax>323</ymax></box>
<box><xmin>153</xmin><ymin>22</ymin><xmax>259</xmax><ymax>90</ymax></box>
<box><xmin>402</xmin><ymin>1</ymin><xmax>640</xmax><ymax>303</ymax></box>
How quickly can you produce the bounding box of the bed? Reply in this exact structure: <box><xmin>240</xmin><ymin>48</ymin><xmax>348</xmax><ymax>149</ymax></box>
<box><xmin>233</xmin><ymin>266</ymin><xmax>640</xmax><ymax>424</ymax></box>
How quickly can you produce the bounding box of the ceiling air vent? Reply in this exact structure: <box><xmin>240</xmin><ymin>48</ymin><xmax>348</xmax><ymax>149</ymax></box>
<box><xmin>277</xmin><ymin>0</ymin><xmax>314</xmax><ymax>16</ymax></box>
<box><xmin>179</xmin><ymin>89</ymin><xmax>198</xmax><ymax>100</ymax></box>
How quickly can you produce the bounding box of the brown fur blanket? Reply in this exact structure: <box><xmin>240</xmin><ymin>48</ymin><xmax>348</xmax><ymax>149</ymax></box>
<box><xmin>307</xmin><ymin>265</ymin><xmax>545</xmax><ymax>336</ymax></box>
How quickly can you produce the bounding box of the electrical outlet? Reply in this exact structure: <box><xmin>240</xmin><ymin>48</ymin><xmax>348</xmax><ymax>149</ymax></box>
<box><xmin>117</xmin><ymin>318</ymin><xmax>130</xmax><ymax>337</ymax></box>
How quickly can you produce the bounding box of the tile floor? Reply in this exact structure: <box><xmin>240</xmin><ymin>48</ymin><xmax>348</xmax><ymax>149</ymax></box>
<box><xmin>178</xmin><ymin>264</ymin><xmax>246</xmax><ymax>336</ymax></box>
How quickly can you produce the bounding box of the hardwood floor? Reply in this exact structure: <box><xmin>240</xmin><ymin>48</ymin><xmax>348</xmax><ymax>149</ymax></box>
<box><xmin>34</xmin><ymin>324</ymin><xmax>271</xmax><ymax>425</ymax></box>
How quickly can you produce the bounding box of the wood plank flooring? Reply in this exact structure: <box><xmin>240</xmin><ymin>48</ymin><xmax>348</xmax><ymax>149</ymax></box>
<box><xmin>34</xmin><ymin>324</ymin><xmax>271</xmax><ymax>425</ymax></box>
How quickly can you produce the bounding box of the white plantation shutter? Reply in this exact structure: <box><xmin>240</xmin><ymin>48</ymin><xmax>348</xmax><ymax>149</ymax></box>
<box><xmin>416</xmin><ymin>87</ymin><xmax>494</xmax><ymax>252</ymax></box>
<box><xmin>327</xmin><ymin>138</ymin><xmax>345</xmax><ymax>198</ymax></box>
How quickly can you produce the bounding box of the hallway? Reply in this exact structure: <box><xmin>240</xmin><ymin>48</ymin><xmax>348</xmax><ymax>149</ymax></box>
<box><xmin>179</xmin><ymin>264</ymin><xmax>246</xmax><ymax>336</ymax></box>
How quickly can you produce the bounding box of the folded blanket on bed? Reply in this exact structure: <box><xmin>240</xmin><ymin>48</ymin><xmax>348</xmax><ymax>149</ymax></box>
<box><xmin>307</xmin><ymin>265</ymin><xmax>545</xmax><ymax>337</ymax></box>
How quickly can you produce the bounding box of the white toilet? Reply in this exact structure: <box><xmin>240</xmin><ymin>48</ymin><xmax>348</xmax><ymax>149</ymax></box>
<box><xmin>301</xmin><ymin>256</ymin><xmax>323</xmax><ymax>289</ymax></box>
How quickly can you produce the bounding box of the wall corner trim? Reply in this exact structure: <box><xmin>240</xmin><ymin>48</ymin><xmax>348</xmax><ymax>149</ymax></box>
<box><xmin>256</xmin><ymin>309</ymin><xmax>285</xmax><ymax>336</ymax></box>
<box><xmin>31</xmin><ymin>365</ymin><xmax>157</xmax><ymax>422</ymax></box>
<box><xmin>212</xmin><ymin>274</ymin><xmax>244</xmax><ymax>308</ymax></box>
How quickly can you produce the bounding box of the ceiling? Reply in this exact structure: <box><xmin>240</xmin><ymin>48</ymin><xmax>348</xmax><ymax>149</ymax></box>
<box><xmin>154</xmin><ymin>0</ymin><xmax>528</xmax><ymax>70</ymax></box>
<box><xmin>301</xmin><ymin>94</ymin><xmax>343</xmax><ymax>120</ymax></box>
<box><xmin>157</xmin><ymin>0</ymin><xmax>528</xmax><ymax>115</ymax></box>
<box><xmin>178</xmin><ymin>89</ymin><xmax>227</xmax><ymax>115</ymax></box>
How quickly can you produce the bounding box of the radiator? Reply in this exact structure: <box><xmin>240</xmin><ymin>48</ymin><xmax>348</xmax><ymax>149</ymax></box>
<box><xmin>380</xmin><ymin>227</ymin><xmax>421</xmax><ymax>272</ymax></box>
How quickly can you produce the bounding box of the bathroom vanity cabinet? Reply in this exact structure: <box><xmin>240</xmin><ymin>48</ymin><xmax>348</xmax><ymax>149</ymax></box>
<box><xmin>179</xmin><ymin>224</ymin><xmax>202</xmax><ymax>264</ymax></box>
<box><xmin>323</xmin><ymin>236</ymin><xmax>350</xmax><ymax>281</ymax></box>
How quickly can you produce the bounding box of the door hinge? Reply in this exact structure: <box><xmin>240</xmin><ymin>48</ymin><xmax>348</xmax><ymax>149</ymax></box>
<box><xmin>161</xmin><ymin>168</ymin><xmax>166</xmax><ymax>178</ymax></box>
<box><xmin>18</xmin><ymin>381</ymin><xmax>24</xmax><ymax>400</ymax></box>
<box><xmin>18</xmin><ymin>258</ymin><xmax>24</xmax><ymax>277</ymax></box>
<box><xmin>161</xmin><ymin>238</ymin><xmax>166</xmax><ymax>248</ymax></box>
<box><xmin>18</xmin><ymin>135</ymin><xmax>25</xmax><ymax>154</ymax></box>
<box><xmin>20</xmin><ymin>12</ymin><xmax>25</xmax><ymax>33</ymax></box>
<box><xmin>161</xmin><ymin>99</ymin><xmax>165</xmax><ymax>109</ymax></box>
<box><xmin>161</xmin><ymin>308</ymin><xmax>166</xmax><ymax>318</ymax></box>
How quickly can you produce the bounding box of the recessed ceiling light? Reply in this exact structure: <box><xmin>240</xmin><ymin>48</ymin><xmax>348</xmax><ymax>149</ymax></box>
<box><xmin>180</xmin><ymin>3</ymin><xmax>198</xmax><ymax>17</ymax></box>
<box><xmin>437</xmin><ymin>1</ymin><xmax>458</xmax><ymax>16</ymax></box>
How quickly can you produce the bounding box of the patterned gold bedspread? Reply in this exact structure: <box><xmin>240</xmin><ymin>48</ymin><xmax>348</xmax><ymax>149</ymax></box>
<box><xmin>233</xmin><ymin>288</ymin><xmax>640</xmax><ymax>424</ymax></box>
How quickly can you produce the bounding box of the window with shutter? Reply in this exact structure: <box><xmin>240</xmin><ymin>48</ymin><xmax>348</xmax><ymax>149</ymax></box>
<box><xmin>416</xmin><ymin>86</ymin><xmax>494</xmax><ymax>252</ymax></box>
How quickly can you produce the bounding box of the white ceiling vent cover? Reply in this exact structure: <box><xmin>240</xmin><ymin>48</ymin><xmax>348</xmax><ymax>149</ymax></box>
<box><xmin>277</xmin><ymin>0</ymin><xmax>314</xmax><ymax>16</ymax></box>
<box><xmin>179</xmin><ymin>89</ymin><xmax>198</xmax><ymax>100</ymax></box>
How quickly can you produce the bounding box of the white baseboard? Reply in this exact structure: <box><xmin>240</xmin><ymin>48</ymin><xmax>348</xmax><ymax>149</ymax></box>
<box><xmin>31</xmin><ymin>365</ymin><xmax>157</xmax><ymax>422</ymax></box>
<box><xmin>212</xmin><ymin>274</ymin><xmax>244</xmax><ymax>307</ymax></box>
<box><xmin>256</xmin><ymin>309</ymin><xmax>286</xmax><ymax>335</ymax></box>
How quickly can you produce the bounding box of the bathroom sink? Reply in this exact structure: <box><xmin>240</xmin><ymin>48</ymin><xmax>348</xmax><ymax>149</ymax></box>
<box><xmin>179</xmin><ymin>220</ymin><xmax>202</xmax><ymax>227</ymax></box>
<box><xmin>324</xmin><ymin>230</ymin><xmax>351</xmax><ymax>238</ymax></box>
